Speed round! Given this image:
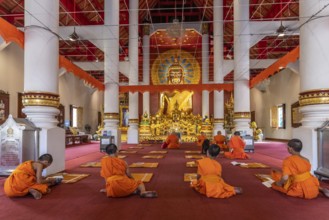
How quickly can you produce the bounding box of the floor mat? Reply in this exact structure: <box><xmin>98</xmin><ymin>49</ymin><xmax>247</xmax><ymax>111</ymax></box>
<box><xmin>186</xmin><ymin>161</ymin><xmax>197</xmax><ymax>167</ymax></box>
<box><xmin>185</xmin><ymin>155</ymin><xmax>204</xmax><ymax>159</ymax></box>
<box><xmin>49</xmin><ymin>173</ymin><xmax>90</xmax><ymax>183</ymax></box>
<box><xmin>131</xmin><ymin>173</ymin><xmax>153</xmax><ymax>182</ymax></box>
<box><xmin>129</xmin><ymin>162</ymin><xmax>159</xmax><ymax>168</ymax></box>
<box><xmin>184</xmin><ymin>173</ymin><xmax>197</xmax><ymax>182</ymax></box>
<box><xmin>149</xmin><ymin>150</ymin><xmax>167</xmax><ymax>154</ymax></box>
<box><xmin>142</xmin><ymin>155</ymin><xmax>164</xmax><ymax>159</ymax></box>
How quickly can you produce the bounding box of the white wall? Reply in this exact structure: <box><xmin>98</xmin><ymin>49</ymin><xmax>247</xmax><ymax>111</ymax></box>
<box><xmin>0</xmin><ymin>43</ymin><xmax>103</xmax><ymax>133</ymax></box>
<box><xmin>251</xmin><ymin>68</ymin><xmax>300</xmax><ymax>140</ymax></box>
<box><xmin>0</xmin><ymin>43</ymin><xmax>24</xmax><ymax>118</ymax></box>
<box><xmin>59</xmin><ymin>73</ymin><xmax>103</xmax><ymax>133</ymax></box>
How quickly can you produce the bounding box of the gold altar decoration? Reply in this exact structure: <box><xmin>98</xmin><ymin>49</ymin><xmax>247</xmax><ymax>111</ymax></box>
<box><xmin>299</xmin><ymin>89</ymin><xmax>329</xmax><ymax>106</ymax></box>
<box><xmin>224</xmin><ymin>94</ymin><xmax>234</xmax><ymax>131</ymax></box>
<box><xmin>151</xmin><ymin>49</ymin><xmax>200</xmax><ymax>85</ymax></box>
<box><xmin>22</xmin><ymin>92</ymin><xmax>60</xmax><ymax>108</ymax></box>
<box><xmin>139</xmin><ymin>96</ymin><xmax>205</xmax><ymax>143</ymax></box>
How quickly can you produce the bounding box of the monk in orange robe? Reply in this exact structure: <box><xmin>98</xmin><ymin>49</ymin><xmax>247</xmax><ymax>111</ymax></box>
<box><xmin>165</xmin><ymin>132</ymin><xmax>180</xmax><ymax>149</ymax></box>
<box><xmin>191</xmin><ymin>144</ymin><xmax>242</xmax><ymax>198</ymax></box>
<box><xmin>4</xmin><ymin>154</ymin><xmax>57</xmax><ymax>199</ymax></box>
<box><xmin>271</xmin><ymin>139</ymin><xmax>329</xmax><ymax>199</ymax></box>
<box><xmin>197</xmin><ymin>132</ymin><xmax>207</xmax><ymax>149</ymax></box>
<box><xmin>100</xmin><ymin>144</ymin><xmax>157</xmax><ymax>198</ymax></box>
<box><xmin>213</xmin><ymin>131</ymin><xmax>228</xmax><ymax>151</ymax></box>
<box><xmin>224</xmin><ymin>131</ymin><xmax>249</xmax><ymax>159</ymax></box>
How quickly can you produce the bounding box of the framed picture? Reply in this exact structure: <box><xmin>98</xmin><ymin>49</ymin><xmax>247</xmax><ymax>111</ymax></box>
<box><xmin>120</xmin><ymin>106</ymin><xmax>129</xmax><ymax>127</ymax></box>
<box><xmin>0</xmin><ymin>90</ymin><xmax>9</xmax><ymax>124</ymax></box>
<box><xmin>291</xmin><ymin>101</ymin><xmax>302</xmax><ymax>128</ymax></box>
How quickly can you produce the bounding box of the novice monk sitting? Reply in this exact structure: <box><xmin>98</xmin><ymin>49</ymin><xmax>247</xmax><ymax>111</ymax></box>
<box><xmin>271</xmin><ymin>139</ymin><xmax>329</xmax><ymax>199</ymax></box>
<box><xmin>191</xmin><ymin>144</ymin><xmax>243</xmax><ymax>198</ymax></box>
<box><xmin>165</xmin><ymin>132</ymin><xmax>180</xmax><ymax>149</ymax></box>
<box><xmin>213</xmin><ymin>131</ymin><xmax>228</xmax><ymax>152</ymax></box>
<box><xmin>224</xmin><ymin>131</ymin><xmax>249</xmax><ymax>159</ymax></box>
<box><xmin>197</xmin><ymin>132</ymin><xmax>207</xmax><ymax>149</ymax></box>
<box><xmin>100</xmin><ymin>143</ymin><xmax>158</xmax><ymax>198</ymax></box>
<box><xmin>4</xmin><ymin>154</ymin><xmax>58</xmax><ymax>200</ymax></box>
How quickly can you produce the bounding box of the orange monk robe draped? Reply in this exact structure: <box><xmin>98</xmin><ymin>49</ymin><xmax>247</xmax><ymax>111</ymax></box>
<box><xmin>166</xmin><ymin>134</ymin><xmax>180</xmax><ymax>149</ymax></box>
<box><xmin>4</xmin><ymin>161</ymin><xmax>49</xmax><ymax>197</ymax></box>
<box><xmin>191</xmin><ymin>158</ymin><xmax>236</xmax><ymax>198</ymax></box>
<box><xmin>213</xmin><ymin>135</ymin><xmax>228</xmax><ymax>151</ymax></box>
<box><xmin>224</xmin><ymin>136</ymin><xmax>249</xmax><ymax>159</ymax></box>
<box><xmin>271</xmin><ymin>155</ymin><xmax>319</xmax><ymax>199</ymax></box>
<box><xmin>197</xmin><ymin>135</ymin><xmax>206</xmax><ymax>148</ymax></box>
<box><xmin>100</xmin><ymin>157</ymin><xmax>141</xmax><ymax>197</ymax></box>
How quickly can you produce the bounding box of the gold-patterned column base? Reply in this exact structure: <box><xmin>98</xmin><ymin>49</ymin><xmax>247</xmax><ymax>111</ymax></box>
<box><xmin>129</xmin><ymin>119</ymin><xmax>139</xmax><ymax>124</ymax></box>
<box><xmin>104</xmin><ymin>113</ymin><xmax>119</xmax><ymax>120</ymax></box>
<box><xmin>213</xmin><ymin>118</ymin><xmax>224</xmax><ymax>123</ymax></box>
<box><xmin>22</xmin><ymin>92</ymin><xmax>59</xmax><ymax>108</ymax></box>
<box><xmin>234</xmin><ymin>112</ymin><xmax>251</xmax><ymax>119</ymax></box>
<box><xmin>299</xmin><ymin>89</ymin><xmax>329</xmax><ymax>106</ymax></box>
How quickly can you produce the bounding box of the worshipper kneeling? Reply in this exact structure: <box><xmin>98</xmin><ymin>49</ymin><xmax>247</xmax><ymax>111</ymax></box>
<box><xmin>191</xmin><ymin>144</ymin><xmax>243</xmax><ymax>198</ymax></box>
<box><xmin>271</xmin><ymin>139</ymin><xmax>329</xmax><ymax>199</ymax></box>
<box><xmin>164</xmin><ymin>132</ymin><xmax>180</xmax><ymax>149</ymax></box>
<box><xmin>100</xmin><ymin>144</ymin><xmax>158</xmax><ymax>198</ymax></box>
<box><xmin>4</xmin><ymin>154</ymin><xmax>60</xmax><ymax>200</ymax></box>
<box><xmin>224</xmin><ymin>131</ymin><xmax>249</xmax><ymax>159</ymax></box>
<box><xmin>196</xmin><ymin>132</ymin><xmax>207</xmax><ymax>149</ymax></box>
<box><xmin>201</xmin><ymin>139</ymin><xmax>210</xmax><ymax>154</ymax></box>
<box><xmin>213</xmin><ymin>131</ymin><xmax>228</xmax><ymax>152</ymax></box>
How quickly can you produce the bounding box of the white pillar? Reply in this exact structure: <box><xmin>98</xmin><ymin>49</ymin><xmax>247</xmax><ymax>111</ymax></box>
<box><xmin>202</xmin><ymin>23</ymin><xmax>209</xmax><ymax>119</ymax></box>
<box><xmin>233</xmin><ymin>0</ymin><xmax>252</xmax><ymax>135</ymax></box>
<box><xmin>142</xmin><ymin>23</ymin><xmax>150</xmax><ymax>116</ymax></box>
<box><xmin>103</xmin><ymin>0</ymin><xmax>121</xmax><ymax>147</ymax></box>
<box><xmin>213</xmin><ymin>0</ymin><xmax>225</xmax><ymax>135</ymax></box>
<box><xmin>293</xmin><ymin>0</ymin><xmax>329</xmax><ymax>171</ymax></box>
<box><xmin>23</xmin><ymin>0</ymin><xmax>64</xmax><ymax>175</ymax></box>
<box><xmin>127</xmin><ymin>0</ymin><xmax>139</xmax><ymax>143</ymax></box>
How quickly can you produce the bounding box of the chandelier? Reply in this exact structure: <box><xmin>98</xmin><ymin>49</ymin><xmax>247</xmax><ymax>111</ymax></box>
<box><xmin>167</xmin><ymin>19</ymin><xmax>183</xmax><ymax>38</ymax></box>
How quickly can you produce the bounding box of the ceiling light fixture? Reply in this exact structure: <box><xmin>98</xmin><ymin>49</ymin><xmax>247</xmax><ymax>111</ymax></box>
<box><xmin>68</xmin><ymin>27</ymin><xmax>80</xmax><ymax>42</ymax></box>
<box><xmin>277</xmin><ymin>21</ymin><xmax>286</xmax><ymax>37</ymax></box>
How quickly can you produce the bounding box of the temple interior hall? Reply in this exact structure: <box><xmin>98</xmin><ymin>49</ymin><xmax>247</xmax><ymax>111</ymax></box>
<box><xmin>1</xmin><ymin>0</ymin><xmax>329</xmax><ymax>219</ymax></box>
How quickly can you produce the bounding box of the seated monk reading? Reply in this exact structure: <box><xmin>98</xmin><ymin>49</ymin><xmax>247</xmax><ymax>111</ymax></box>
<box><xmin>197</xmin><ymin>132</ymin><xmax>207</xmax><ymax>149</ymax></box>
<box><xmin>224</xmin><ymin>131</ymin><xmax>249</xmax><ymax>159</ymax></box>
<box><xmin>191</xmin><ymin>144</ymin><xmax>243</xmax><ymax>198</ymax></box>
<box><xmin>165</xmin><ymin>132</ymin><xmax>180</xmax><ymax>149</ymax></box>
<box><xmin>4</xmin><ymin>154</ymin><xmax>59</xmax><ymax>200</ymax></box>
<box><xmin>100</xmin><ymin>144</ymin><xmax>158</xmax><ymax>198</ymax></box>
<box><xmin>213</xmin><ymin>131</ymin><xmax>228</xmax><ymax>152</ymax></box>
<box><xmin>271</xmin><ymin>139</ymin><xmax>329</xmax><ymax>199</ymax></box>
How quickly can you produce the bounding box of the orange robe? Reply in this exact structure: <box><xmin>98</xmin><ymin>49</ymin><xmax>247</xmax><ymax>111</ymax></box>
<box><xmin>271</xmin><ymin>155</ymin><xmax>319</xmax><ymax>199</ymax></box>
<box><xmin>213</xmin><ymin>134</ymin><xmax>228</xmax><ymax>151</ymax></box>
<box><xmin>197</xmin><ymin>135</ymin><xmax>206</xmax><ymax>148</ymax></box>
<box><xmin>191</xmin><ymin>158</ymin><xmax>236</xmax><ymax>198</ymax></box>
<box><xmin>4</xmin><ymin>161</ymin><xmax>49</xmax><ymax>197</ymax></box>
<box><xmin>224</xmin><ymin>136</ymin><xmax>249</xmax><ymax>159</ymax></box>
<box><xmin>165</xmin><ymin>134</ymin><xmax>180</xmax><ymax>149</ymax></box>
<box><xmin>100</xmin><ymin>156</ymin><xmax>141</xmax><ymax>197</ymax></box>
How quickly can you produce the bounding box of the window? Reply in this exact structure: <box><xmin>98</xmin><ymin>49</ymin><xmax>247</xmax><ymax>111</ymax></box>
<box><xmin>270</xmin><ymin>104</ymin><xmax>286</xmax><ymax>129</ymax></box>
<box><xmin>70</xmin><ymin>105</ymin><xmax>83</xmax><ymax>128</ymax></box>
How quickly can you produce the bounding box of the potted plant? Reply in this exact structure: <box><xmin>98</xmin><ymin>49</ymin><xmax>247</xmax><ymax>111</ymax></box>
<box><xmin>84</xmin><ymin>124</ymin><xmax>91</xmax><ymax>134</ymax></box>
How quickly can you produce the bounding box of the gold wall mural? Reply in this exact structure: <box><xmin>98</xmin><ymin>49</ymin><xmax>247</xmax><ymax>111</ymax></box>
<box><xmin>151</xmin><ymin>49</ymin><xmax>200</xmax><ymax>85</ymax></box>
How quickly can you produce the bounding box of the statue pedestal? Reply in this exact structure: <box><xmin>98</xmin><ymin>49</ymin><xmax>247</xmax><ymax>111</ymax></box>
<box><xmin>139</xmin><ymin>124</ymin><xmax>152</xmax><ymax>143</ymax></box>
<box><xmin>201</xmin><ymin>122</ymin><xmax>213</xmax><ymax>139</ymax></box>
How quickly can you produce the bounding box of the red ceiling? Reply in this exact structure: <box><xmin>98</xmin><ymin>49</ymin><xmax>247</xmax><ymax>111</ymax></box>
<box><xmin>0</xmin><ymin>0</ymin><xmax>299</xmax><ymax>83</ymax></box>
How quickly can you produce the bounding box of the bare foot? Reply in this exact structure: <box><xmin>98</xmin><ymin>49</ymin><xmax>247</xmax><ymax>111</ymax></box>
<box><xmin>320</xmin><ymin>187</ymin><xmax>329</xmax><ymax>198</ymax></box>
<box><xmin>235</xmin><ymin>187</ymin><xmax>243</xmax><ymax>195</ymax></box>
<box><xmin>99</xmin><ymin>189</ymin><xmax>106</xmax><ymax>193</ymax></box>
<box><xmin>140</xmin><ymin>191</ymin><xmax>158</xmax><ymax>198</ymax></box>
<box><xmin>29</xmin><ymin>188</ymin><xmax>42</xmax><ymax>200</ymax></box>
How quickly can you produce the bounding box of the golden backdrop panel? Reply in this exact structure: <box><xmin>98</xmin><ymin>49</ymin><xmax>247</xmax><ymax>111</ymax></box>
<box><xmin>151</xmin><ymin>49</ymin><xmax>200</xmax><ymax>85</ymax></box>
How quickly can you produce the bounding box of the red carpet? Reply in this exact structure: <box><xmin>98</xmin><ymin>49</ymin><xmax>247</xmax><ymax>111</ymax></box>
<box><xmin>0</xmin><ymin>141</ymin><xmax>329</xmax><ymax>220</ymax></box>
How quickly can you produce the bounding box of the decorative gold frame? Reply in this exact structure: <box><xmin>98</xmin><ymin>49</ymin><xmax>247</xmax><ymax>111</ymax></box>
<box><xmin>291</xmin><ymin>101</ymin><xmax>302</xmax><ymax>128</ymax></box>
